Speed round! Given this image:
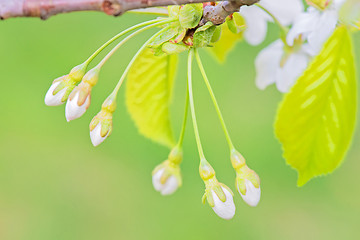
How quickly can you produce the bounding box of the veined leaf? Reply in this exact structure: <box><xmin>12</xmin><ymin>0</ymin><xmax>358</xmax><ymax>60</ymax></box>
<box><xmin>126</xmin><ymin>48</ymin><xmax>178</xmax><ymax>148</ymax></box>
<box><xmin>179</xmin><ymin>3</ymin><xmax>203</xmax><ymax>29</ymax></box>
<box><xmin>209</xmin><ymin>24</ymin><xmax>244</xmax><ymax>63</ymax></box>
<box><xmin>275</xmin><ymin>26</ymin><xmax>357</xmax><ymax>186</ymax></box>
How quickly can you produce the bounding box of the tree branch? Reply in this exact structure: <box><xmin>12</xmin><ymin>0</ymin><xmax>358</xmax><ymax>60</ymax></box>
<box><xmin>0</xmin><ymin>0</ymin><xmax>259</xmax><ymax>22</ymax></box>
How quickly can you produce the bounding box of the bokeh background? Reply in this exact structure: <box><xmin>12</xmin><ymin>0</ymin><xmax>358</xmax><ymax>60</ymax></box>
<box><xmin>1</xmin><ymin>12</ymin><xmax>359</xmax><ymax>240</ymax></box>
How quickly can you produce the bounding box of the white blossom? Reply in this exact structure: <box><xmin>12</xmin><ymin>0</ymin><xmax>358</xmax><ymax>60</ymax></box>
<box><xmin>211</xmin><ymin>186</ymin><xmax>236</xmax><ymax>220</ymax></box>
<box><xmin>255</xmin><ymin>39</ymin><xmax>312</xmax><ymax>92</ymax></box>
<box><xmin>287</xmin><ymin>0</ymin><xmax>346</xmax><ymax>54</ymax></box>
<box><xmin>238</xmin><ymin>179</ymin><xmax>261</xmax><ymax>207</ymax></box>
<box><xmin>240</xmin><ymin>0</ymin><xmax>304</xmax><ymax>45</ymax></box>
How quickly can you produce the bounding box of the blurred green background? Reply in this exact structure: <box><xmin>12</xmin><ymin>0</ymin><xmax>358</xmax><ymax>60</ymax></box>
<box><xmin>0</xmin><ymin>12</ymin><xmax>359</xmax><ymax>240</ymax></box>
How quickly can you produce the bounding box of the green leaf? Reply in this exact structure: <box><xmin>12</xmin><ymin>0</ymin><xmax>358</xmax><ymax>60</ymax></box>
<box><xmin>147</xmin><ymin>25</ymin><xmax>179</xmax><ymax>47</ymax></box>
<box><xmin>126</xmin><ymin>48</ymin><xmax>178</xmax><ymax>148</ymax></box>
<box><xmin>162</xmin><ymin>42</ymin><xmax>189</xmax><ymax>55</ymax></box>
<box><xmin>193</xmin><ymin>22</ymin><xmax>216</xmax><ymax>48</ymax></box>
<box><xmin>209</xmin><ymin>24</ymin><xmax>244</xmax><ymax>63</ymax></box>
<box><xmin>179</xmin><ymin>4</ymin><xmax>203</xmax><ymax>29</ymax></box>
<box><xmin>226</xmin><ymin>12</ymin><xmax>246</xmax><ymax>34</ymax></box>
<box><xmin>275</xmin><ymin>26</ymin><xmax>357</xmax><ymax>186</ymax></box>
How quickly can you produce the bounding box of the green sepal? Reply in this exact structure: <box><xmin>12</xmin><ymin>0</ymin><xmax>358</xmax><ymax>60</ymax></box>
<box><xmin>179</xmin><ymin>3</ymin><xmax>203</xmax><ymax>29</ymax></box>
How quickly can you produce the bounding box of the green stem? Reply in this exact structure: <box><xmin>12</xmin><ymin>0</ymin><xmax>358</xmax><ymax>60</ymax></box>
<box><xmin>177</xmin><ymin>87</ymin><xmax>189</xmax><ymax>147</ymax></box>
<box><xmin>109</xmin><ymin>26</ymin><xmax>171</xmax><ymax>99</ymax></box>
<box><xmin>194</xmin><ymin>49</ymin><xmax>235</xmax><ymax>151</ymax></box>
<box><xmin>256</xmin><ymin>3</ymin><xmax>289</xmax><ymax>47</ymax></box>
<box><xmin>187</xmin><ymin>49</ymin><xmax>206</xmax><ymax>160</ymax></box>
<box><xmin>96</xmin><ymin>19</ymin><xmax>172</xmax><ymax>69</ymax></box>
<box><xmin>84</xmin><ymin>18</ymin><xmax>168</xmax><ymax>65</ymax></box>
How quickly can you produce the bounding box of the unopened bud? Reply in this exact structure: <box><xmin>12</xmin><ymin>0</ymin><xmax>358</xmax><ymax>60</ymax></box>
<box><xmin>235</xmin><ymin>165</ymin><xmax>261</xmax><ymax>207</ymax></box>
<box><xmin>45</xmin><ymin>75</ymin><xmax>76</xmax><ymax>106</ymax></box>
<box><xmin>89</xmin><ymin>97</ymin><xmax>116</xmax><ymax>147</ymax></box>
<box><xmin>65</xmin><ymin>82</ymin><xmax>91</xmax><ymax>121</ymax></box>
<box><xmin>202</xmin><ymin>177</ymin><xmax>235</xmax><ymax>220</ymax></box>
<box><xmin>152</xmin><ymin>159</ymin><xmax>182</xmax><ymax>196</ymax></box>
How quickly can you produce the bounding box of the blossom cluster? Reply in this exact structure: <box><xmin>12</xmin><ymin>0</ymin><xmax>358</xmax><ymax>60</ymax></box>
<box><xmin>240</xmin><ymin>0</ymin><xmax>351</xmax><ymax>92</ymax></box>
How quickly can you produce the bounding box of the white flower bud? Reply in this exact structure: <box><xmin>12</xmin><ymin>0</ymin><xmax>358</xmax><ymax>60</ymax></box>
<box><xmin>238</xmin><ymin>179</ymin><xmax>261</xmax><ymax>207</ymax></box>
<box><xmin>44</xmin><ymin>81</ymin><xmax>67</xmax><ymax>106</ymax></box>
<box><xmin>152</xmin><ymin>168</ymin><xmax>180</xmax><ymax>195</ymax></box>
<box><xmin>90</xmin><ymin>123</ymin><xmax>110</xmax><ymax>147</ymax></box>
<box><xmin>65</xmin><ymin>86</ymin><xmax>91</xmax><ymax>122</ymax></box>
<box><xmin>65</xmin><ymin>92</ymin><xmax>90</xmax><ymax>122</ymax></box>
<box><xmin>211</xmin><ymin>186</ymin><xmax>236</xmax><ymax>220</ymax></box>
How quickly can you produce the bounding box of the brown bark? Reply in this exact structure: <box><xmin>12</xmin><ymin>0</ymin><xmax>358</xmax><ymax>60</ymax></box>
<box><xmin>0</xmin><ymin>0</ymin><xmax>259</xmax><ymax>22</ymax></box>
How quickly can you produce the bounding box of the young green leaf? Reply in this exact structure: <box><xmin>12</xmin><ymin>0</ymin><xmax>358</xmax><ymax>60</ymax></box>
<box><xmin>193</xmin><ymin>22</ymin><xmax>216</xmax><ymax>48</ymax></box>
<box><xmin>275</xmin><ymin>26</ymin><xmax>357</xmax><ymax>186</ymax></box>
<box><xmin>126</xmin><ymin>48</ymin><xmax>178</xmax><ymax>148</ymax></box>
<box><xmin>179</xmin><ymin>3</ymin><xmax>203</xmax><ymax>29</ymax></box>
<box><xmin>209</xmin><ymin>23</ymin><xmax>244</xmax><ymax>63</ymax></box>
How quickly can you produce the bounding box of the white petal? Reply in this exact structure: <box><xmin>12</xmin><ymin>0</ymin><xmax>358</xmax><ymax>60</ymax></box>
<box><xmin>333</xmin><ymin>0</ymin><xmax>347</xmax><ymax>9</ymax></box>
<box><xmin>152</xmin><ymin>168</ymin><xmax>165</xmax><ymax>192</ymax></box>
<box><xmin>287</xmin><ymin>9</ymin><xmax>320</xmax><ymax>46</ymax></box>
<box><xmin>44</xmin><ymin>82</ymin><xmax>67</xmax><ymax>106</ymax></box>
<box><xmin>241</xmin><ymin>6</ymin><xmax>270</xmax><ymax>45</ymax></box>
<box><xmin>255</xmin><ymin>40</ymin><xmax>284</xmax><ymax>90</ymax></box>
<box><xmin>276</xmin><ymin>50</ymin><xmax>310</xmax><ymax>93</ymax></box>
<box><xmin>65</xmin><ymin>92</ymin><xmax>90</xmax><ymax>122</ymax></box>
<box><xmin>239</xmin><ymin>179</ymin><xmax>261</xmax><ymax>207</ymax></box>
<box><xmin>152</xmin><ymin>168</ymin><xmax>179</xmax><ymax>196</ymax></box>
<box><xmin>307</xmin><ymin>10</ymin><xmax>338</xmax><ymax>54</ymax></box>
<box><xmin>90</xmin><ymin>123</ymin><xmax>109</xmax><ymax>147</ymax></box>
<box><xmin>211</xmin><ymin>187</ymin><xmax>236</xmax><ymax>220</ymax></box>
<box><xmin>160</xmin><ymin>176</ymin><xmax>178</xmax><ymax>195</ymax></box>
<box><xmin>262</xmin><ymin>0</ymin><xmax>304</xmax><ymax>26</ymax></box>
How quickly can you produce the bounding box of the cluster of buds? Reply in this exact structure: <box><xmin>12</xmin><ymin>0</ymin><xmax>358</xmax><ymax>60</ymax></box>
<box><xmin>152</xmin><ymin>146</ymin><xmax>183</xmax><ymax>195</ymax></box>
<box><xmin>45</xmin><ymin>62</ymin><xmax>114</xmax><ymax>147</ymax></box>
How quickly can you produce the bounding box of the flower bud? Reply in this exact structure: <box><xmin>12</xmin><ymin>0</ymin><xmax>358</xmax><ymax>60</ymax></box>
<box><xmin>89</xmin><ymin>97</ymin><xmax>116</xmax><ymax>147</ymax></box>
<box><xmin>152</xmin><ymin>160</ymin><xmax>182</xmax><ymax>196</ymax></box>
<box><xmin>65</xmin><ymin>83</ymin><xmax>91</xmax><ymax>121</ymax></box>
<box><xmin>65</xmin><ymin>68</ymin><xmax>99</xmax><ymax>121</ymax></box>
<box><xmin>235</xmin><ymin>165</ymin><xmax>261</xmax><ymax>207</ymax></box>
<box><xmin>202</xmin><ymin>177</ymin><xmax>235</xmax><ymax>220</ymax></box>
<box><xmin>45</xmin><ymin>75</ymin><xmax>75</xmax><ymax>106</ymax></box>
